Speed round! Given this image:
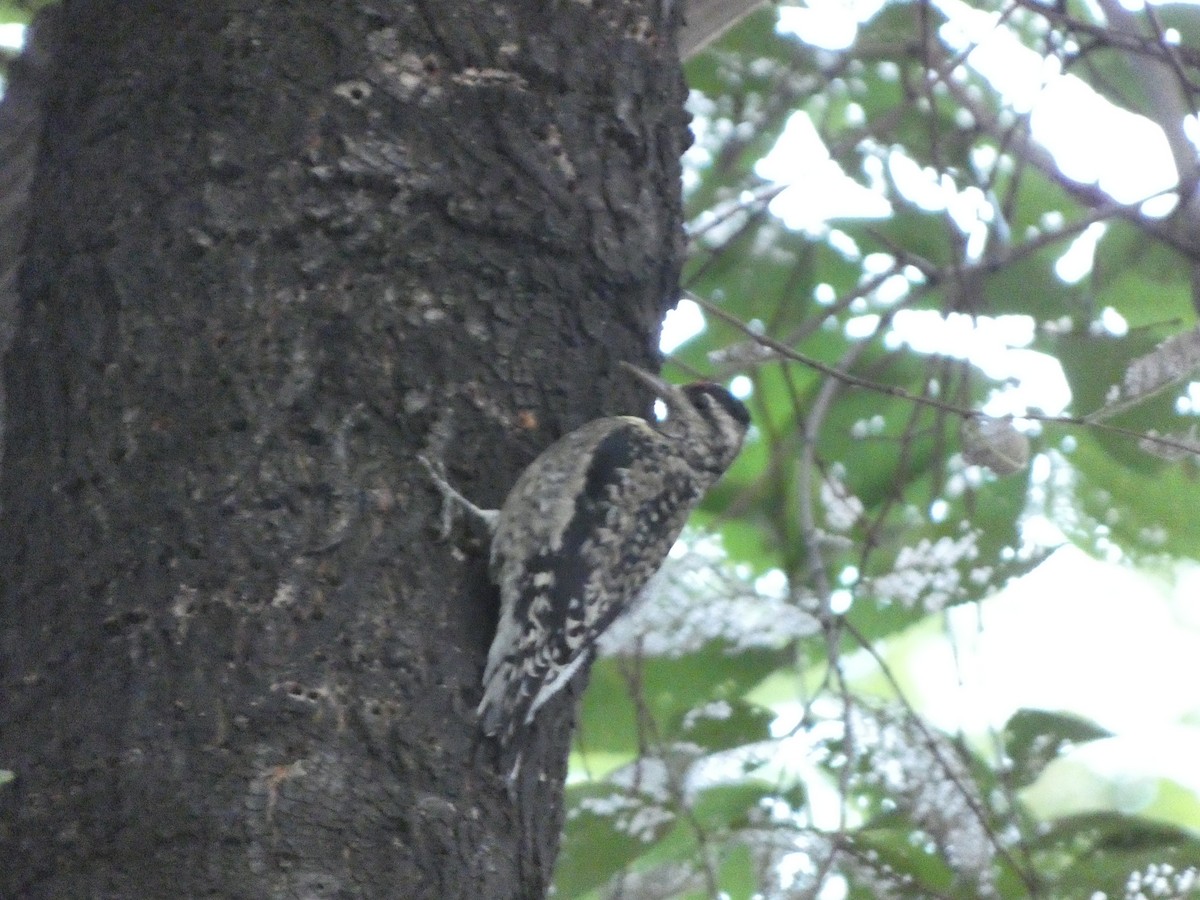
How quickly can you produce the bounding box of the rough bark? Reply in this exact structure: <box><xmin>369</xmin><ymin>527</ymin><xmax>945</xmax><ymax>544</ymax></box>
<box><xmin>0</xmin><ymin>2</ymin><xmax>688</xmax><ymax>897</ymax></box>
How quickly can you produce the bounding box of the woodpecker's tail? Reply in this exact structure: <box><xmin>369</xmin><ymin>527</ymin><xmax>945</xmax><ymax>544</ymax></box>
<box><xmin>477</xmin><ymin>662</ymin><xmax>530</xmax><ymax>744</ymax></box>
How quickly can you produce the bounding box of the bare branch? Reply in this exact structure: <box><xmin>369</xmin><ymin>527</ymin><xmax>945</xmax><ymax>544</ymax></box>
<box><xmin>690</xmin><ymin>292</ymin><xmax>1200</xmax><ymax>458</ymax></box>
<box><xmin>681</xmin><ymin>0</ymin><xmax>768</xmax><ymax>59</ymax></box>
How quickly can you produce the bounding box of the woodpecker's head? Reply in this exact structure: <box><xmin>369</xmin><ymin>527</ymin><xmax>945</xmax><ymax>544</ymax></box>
<box><xmin>621</xmin><ymin>363</ymin><xmax>751</xmax><ymax>475</ymax></box>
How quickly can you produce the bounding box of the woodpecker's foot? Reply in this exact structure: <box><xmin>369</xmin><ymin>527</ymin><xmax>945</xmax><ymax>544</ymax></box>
<box><xmin>417</xmin><ymin>454</ymin><xmax>500</xmax><ymax>539</ymax></box>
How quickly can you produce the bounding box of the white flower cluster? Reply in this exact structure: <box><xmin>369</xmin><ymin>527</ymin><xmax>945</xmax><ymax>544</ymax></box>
<box><xmin>1113</xmin><ymin>863</ymin><xmax>1200</xmax><ymax>900</ymax></box>
<box><xmin>681</xmin><ymin>699</ymin><xmax>734</xmax><ymax>730</ymax></box>
<box><xmin>599</xmin><ymin>534</ymin><xmax>820</xmax><ymax>658</ymax></box>
<box><xmin>574</xmin><ymin>757</ymin><xmax>675</xmax><ymax>843</ymax></box>
<box><xmin>852</xmin><ymin>708</ymin><xmax>995</xmax><ymax>887</ymax></box>
<box><xmin>1121</xmin><ymin>326</ymin><xmax>1200</xmax><ymax>405</ymax></box>
<box><xmin>864</xmin><ymin>528</ymin><xmax>980</xmax><ymax>612</ymax></box>
<box><xmin>820</xmin><ymin>470</ymin><xmax>864</xmax><ymax>532</ymax></box>
<box><xmin>574</xmin><ymin>790</ymin><xmax>674</xmax><ymax>843</ymax></box>
<box><xmin>771</xmin><ymin>831</ymin><xmax>919</xmax><ymax>898</ymax></box>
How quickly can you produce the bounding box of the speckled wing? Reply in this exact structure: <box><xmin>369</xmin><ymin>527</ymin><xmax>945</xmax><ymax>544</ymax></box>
<box><xmin>478</xmin><ymin>416</ymin><xmax>703</xmax><ymax>739</ymax></box>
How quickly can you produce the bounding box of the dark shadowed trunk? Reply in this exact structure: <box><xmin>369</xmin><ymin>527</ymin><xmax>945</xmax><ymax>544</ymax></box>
<box><xmin>0</xmin><ymin>2</ymin><xmax>688</xmax><ymax>896</ymax></box>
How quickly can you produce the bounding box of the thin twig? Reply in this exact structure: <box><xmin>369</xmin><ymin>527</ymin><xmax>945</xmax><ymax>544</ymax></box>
<box><xmin>840</xmin><ymin>617</ymin><xmax>1041</xmax><ymax>894</ymax></box>
<box><xmin>691</xmin><ymin>293</ymin><xmax>1200</xmax><ymax>458</ymax></box>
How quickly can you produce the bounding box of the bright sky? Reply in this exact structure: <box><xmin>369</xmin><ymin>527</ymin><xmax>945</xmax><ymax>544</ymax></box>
<box><xmin>918</xmin><ymin>549</ymin><xmax>1200</xmax><ymax>813</ymax></box>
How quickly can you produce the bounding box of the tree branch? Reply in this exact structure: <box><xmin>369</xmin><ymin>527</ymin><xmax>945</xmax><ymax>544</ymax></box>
<box><xmin>681</xmin><ymin>0</ymin><xmax>768</xmax><ymax>59</ymax></box>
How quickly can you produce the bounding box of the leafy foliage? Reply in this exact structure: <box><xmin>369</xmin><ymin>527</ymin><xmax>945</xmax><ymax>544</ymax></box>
<box><xmin>557</xmin><ymin>0</ymin><xmax>1200</xmax><ymax>896</ymax></box>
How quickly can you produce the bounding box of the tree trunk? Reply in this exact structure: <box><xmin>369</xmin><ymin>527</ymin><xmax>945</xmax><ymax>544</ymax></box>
<box><xmin>0</xmin><ymin>2</ymin><xmax>688</xmax><ymax>897</ymax></box>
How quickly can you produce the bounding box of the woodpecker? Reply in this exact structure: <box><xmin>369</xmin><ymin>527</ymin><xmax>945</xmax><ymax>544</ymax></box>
<box><xmin>422</xmin><ymin>363</ymin><xmax>750</xmax><ymax>753</ymax></box>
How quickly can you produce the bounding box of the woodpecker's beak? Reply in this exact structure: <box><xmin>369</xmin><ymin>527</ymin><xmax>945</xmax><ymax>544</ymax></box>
<box><xmin>618</xmin><ymin>361</ymin><xmax>692</xmax><ymax>416</ymax></box>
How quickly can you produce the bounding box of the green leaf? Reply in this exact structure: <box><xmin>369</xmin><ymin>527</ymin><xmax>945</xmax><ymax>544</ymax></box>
<box><xmin>862</xmin><ymin>0</ymin><xmax>948</xmax><ymax>47</ymax></box>
<box><xmin>853</xmin><ymin>206</ymin><xmax>954</xmax><ymax>271</ymax></box>
<box><xmin>991</xmin><ymin>162</ymin><xmax>1085</xmax><ymax>239</ymax></box>
<box><xmin>556</xmin><ymin>784</ymin><xmax>673</xmax><ymax>898</ymax></box>
<box><xmin>1065</xmin><ymin>42</ymin><xmax>1148</xmax><ymax>117</ymax></box>
<box><xmin>1143</xmin><ymin>778</ymin><xmax>1200</xmax><ymax>831</ymax></box>
<box><xmin>1051</xmin><ymin>329</ymin><xmax>1162</xmax><ymax>423</ymax></box>
<box><xmin>1092</xmin><ymin>220</ymin><xmax>1196</xmax><ymax>332</ymax></box>
<box><xmin>1002</xmin><ymin>708</ymin><xmax>1112</xmax><ymax>788</ymax></box>
<box><xmin>1033</xmin><ymin>812</ymin><xmax>1200</xmax><ymax>896</ymax></box>
<box><xmin>981</xmin><ymin>243</ymin><xmax>1079</xmax><ymax>321</ymax></box>
<box><xmin>691</xmin><ymin>781</ymin><xmax>777</xmax><ymax>831</ymax></box>
<box><xmin>684</xmin><ymin>8</ymin><xmax>797</xmax><ymax>98</ymax></box>
<box><xmin>718</xmin><ymin>841</ymin><xmax>757</xmax><ymax>900</ymax></box>
<box><xmin>842</xmin><ymin>824</ymin><xmax>958</xmax><ymax>895</ymax></box>
<box><xmin>810</xmin><ymin>349</ymin><xmax>936</xmax><ymax>512</ymax></box>
<box><xmin>1097</xmin><ymin>268</ymin><xmax>1195</xmax><ymax>336</ymax></box>
<box><xmin>0</xmin><ymin>1</ymin><xmax>49</xmax><ymax>25</ymax></box>
<box><xmin>684</xmin><ymin>232</ymin><xmax>849</xmax><ymax>361</ymax></box>
<box><xmin>673</xmin><ymin>698</ymin><xmax>775</xmax><ymax>754</ymax></box>
<box><xmin>1065</xmin><ymin>432</ymin><xmax>1200</xmax><ymax>559</ymax></box>
<box><xmin>578</xmin><ymin>643</ymin><xmax>790</xmax><ymax>758</ymax></box>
